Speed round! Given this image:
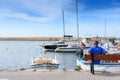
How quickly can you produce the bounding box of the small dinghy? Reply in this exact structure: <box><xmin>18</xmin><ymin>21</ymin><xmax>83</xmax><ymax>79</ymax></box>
<box><xmin>30</xmin><ymin>51</ymin><xmax>60</xmax><ymax>69</ymax></box>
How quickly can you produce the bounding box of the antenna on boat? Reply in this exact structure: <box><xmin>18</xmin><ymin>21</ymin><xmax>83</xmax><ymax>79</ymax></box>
<box><xmin>76</xmin><ymin>0</ymin><xmax>80</xmax><ymax>45</ymax></box>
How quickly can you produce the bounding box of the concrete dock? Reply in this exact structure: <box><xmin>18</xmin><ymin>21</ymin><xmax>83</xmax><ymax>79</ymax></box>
<box><xmin>0</xmin><ymin>69</ymin><xmax>120</xmax><ymax>80</ymax></box>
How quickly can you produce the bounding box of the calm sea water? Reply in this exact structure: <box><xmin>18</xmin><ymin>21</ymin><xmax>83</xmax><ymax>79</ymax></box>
<box><xmin>0</xmin><ymin>41</ymin><xmax>78</xmax><ymax>70</ymax></box>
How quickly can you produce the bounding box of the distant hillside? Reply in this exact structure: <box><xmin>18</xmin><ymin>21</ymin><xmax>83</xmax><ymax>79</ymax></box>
<box><xmin>0</xmin><ymin>37</ymin><xmax>75</xmax><ymax>41</ymax></box>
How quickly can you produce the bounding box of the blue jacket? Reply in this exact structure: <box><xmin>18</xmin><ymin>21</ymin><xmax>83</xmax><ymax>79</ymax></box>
<box><xmin>88</xmin><ymin>46</ymin><xmax>107</xmax><ymax>64</ymax></box>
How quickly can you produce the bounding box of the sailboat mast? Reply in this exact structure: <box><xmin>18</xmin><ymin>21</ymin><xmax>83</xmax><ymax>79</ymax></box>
<box><xmin>62</xmin><ymin>9</ymin><xmax>65</xmax><ymax>37</ymax></box>
<box><xmin>105</xmin><ymin>19</ymin><xmax>106</xmax><ymax>40</ymax></box>
<box><xmin>76</xmin><ymin>0</ymin><xmax>79</xmax><ymax>44</ymax></box>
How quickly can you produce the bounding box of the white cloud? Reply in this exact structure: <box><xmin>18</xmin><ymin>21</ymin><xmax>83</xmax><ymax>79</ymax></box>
<box><xmin>0</xmin><ymin>9</ymin><xmax>51</xmax><ymax>22</ymax></box>
<box><xmin>0</xmin><ymin>0</ymin><xmax>75</xmax><ymax>22</ymax></box>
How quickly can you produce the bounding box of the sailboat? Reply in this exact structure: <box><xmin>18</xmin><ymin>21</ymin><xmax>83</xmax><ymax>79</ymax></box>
<box><xmin>42</xmin><ymin>10</ymin><xmax>70</xmax><ymax>52</ymax></box>
<box><xmin>55</xmin><ymin>0</ymin><xmax>83</xmax><ymax>53</ymax></box>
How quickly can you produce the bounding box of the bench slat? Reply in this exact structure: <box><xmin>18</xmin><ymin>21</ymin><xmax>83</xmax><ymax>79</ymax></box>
<box><xmin>84</xmin><ymin>62</ymin><xmax>120</xmax><ymax>65</ymax></box>
<box><xmin>84</xmin><ymin>54</ymin><xmax>120</xmax><ymax>60</ymax></box>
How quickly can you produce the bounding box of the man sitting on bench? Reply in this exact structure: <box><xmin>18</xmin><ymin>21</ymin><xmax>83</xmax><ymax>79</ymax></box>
<box><xmin>87</xmin><ymin>40</ymin><xmax>108</xmax><ymax>64</ymax></box>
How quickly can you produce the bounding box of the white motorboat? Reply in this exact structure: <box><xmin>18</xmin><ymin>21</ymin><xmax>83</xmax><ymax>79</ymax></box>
<box><xmin>81</xmin><ymin>37</ymin><xmax>92</xmax><ymax>47</ymax></box>
<box><xmin>55</xmin><ymin>47</ymin><xmax>82</xmax><ymax>53</ymax></box>
<box><xmin>101</xmin><ymin>40</ymin><xmax>120</xmax><ymax>54</ymax></box>
<box><xmin>55</xmin><ymin>43</ymin><xmax>83</xmax><ymax>53</ymax></box>
<box><xmin>42</xmin><ymin>40</ymin><xmax>68</xmax><ymax>51</ymax></box>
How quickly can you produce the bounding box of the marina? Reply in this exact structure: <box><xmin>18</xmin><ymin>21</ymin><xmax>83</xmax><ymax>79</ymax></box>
<box><xmin>0</xmin><ymin>0</ymin><xmax>120</xmax><ymax>80</ymax></box>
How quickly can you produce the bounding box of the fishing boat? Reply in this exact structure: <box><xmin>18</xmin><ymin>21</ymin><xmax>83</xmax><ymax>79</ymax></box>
<box><xmin>30</xmin><ymin>52</ymin><xmax>60</xmax><ymax>68</ymax></box>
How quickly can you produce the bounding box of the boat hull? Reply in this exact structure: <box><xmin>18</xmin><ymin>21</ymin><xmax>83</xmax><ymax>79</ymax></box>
<box><xmin>30</xmin><ymin>57</ymin><xmax>60</xmax><ymax>69</ymax></box>
<box><xmin>77</xmin><ymin>58</ymin><xmax>120</xmax><ymax>71</ymax></box>
<box><xmin>43</xmin><ymin>44</ymin><xmax>68</xmax><ymax>51</ymax></box>
<box><xmin>55</xmin><ymin>47</ymin><xmax>83</xmax><ymax>53</ymax></box>
<box><xmin>30</xmin><ymin>63</ymin><xmax>60</xmax><ymax>69</ymax></box>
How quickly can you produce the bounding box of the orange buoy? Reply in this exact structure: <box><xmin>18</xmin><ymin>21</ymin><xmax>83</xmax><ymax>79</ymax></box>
<box><xmin>117</xmin><ymin>45</ymin><xmax>120</xmax><ymax>50</ymax></box>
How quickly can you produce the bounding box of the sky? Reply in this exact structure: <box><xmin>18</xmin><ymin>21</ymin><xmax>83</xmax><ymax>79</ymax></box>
<box><xmin>0</xmin><ymin>0</ymin><xmax>120</xmax><ymax>37</ymax></box>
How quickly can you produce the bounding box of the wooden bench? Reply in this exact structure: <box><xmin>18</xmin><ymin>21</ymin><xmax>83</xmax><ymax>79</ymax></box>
<box><xmin>84</xmin><ymin>54</ymin><xmax>120</xmax><ymax>74</ymax></box>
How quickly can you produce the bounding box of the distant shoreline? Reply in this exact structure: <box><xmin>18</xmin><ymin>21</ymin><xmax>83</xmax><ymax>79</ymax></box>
<box><xmin>0</xmin><ymin>37</ymin><xmax>113</xmax><ymax>41</ymax></box>
<box><xmin>0</xmin><ymin>37</ymin><xmax>75</xmax><ymax>41</ymax></box>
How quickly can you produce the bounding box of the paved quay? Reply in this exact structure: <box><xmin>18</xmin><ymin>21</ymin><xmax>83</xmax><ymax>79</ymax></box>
<box><xmin>0</xmin><ymin>69</ymin><xmax>120</xmax><ymax>80</ymax></box>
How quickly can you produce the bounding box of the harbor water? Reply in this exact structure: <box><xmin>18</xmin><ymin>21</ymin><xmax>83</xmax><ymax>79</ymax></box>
<box><xmin>0</xmin><ymin>41</ymin><xmax>78</xmax><ymax>70</ymax></box>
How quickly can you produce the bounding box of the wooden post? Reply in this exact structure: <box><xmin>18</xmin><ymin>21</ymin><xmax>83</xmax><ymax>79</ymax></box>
<box><xmin>91</xmin><ymin>53</ymin><xmax>94</xmax><ymax>74</ymax></box>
